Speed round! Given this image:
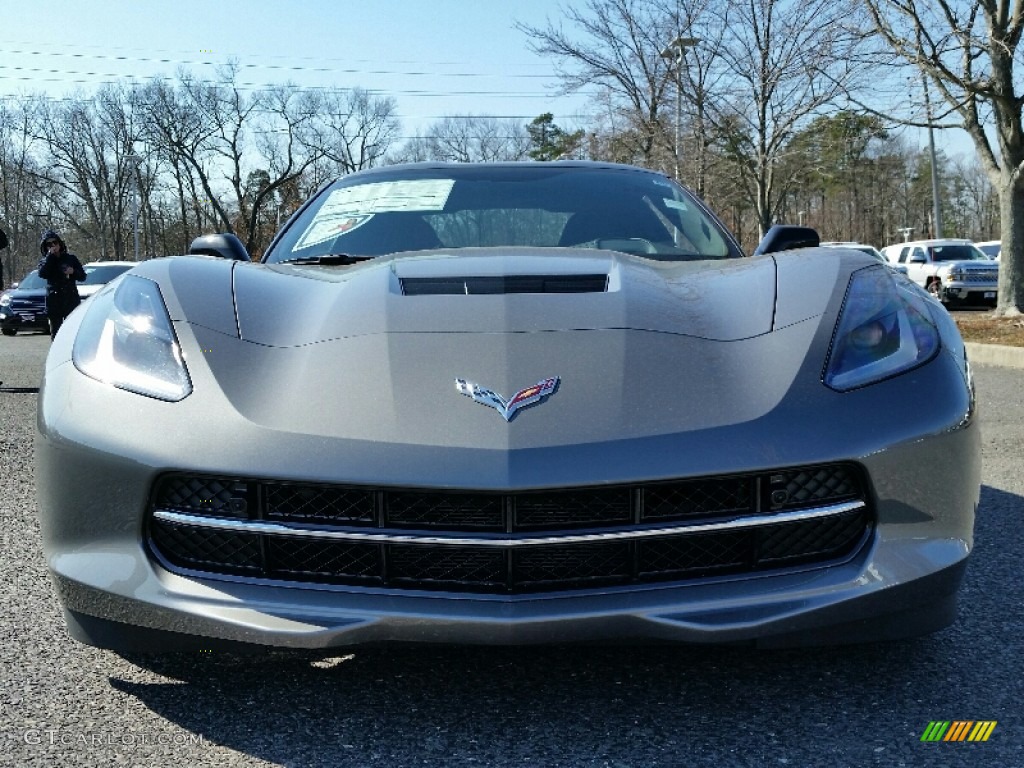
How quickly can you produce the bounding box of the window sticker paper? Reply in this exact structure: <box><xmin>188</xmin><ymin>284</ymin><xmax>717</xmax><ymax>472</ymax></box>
<box><xmin>293</xmin><ymin>179</ymin><xmax>455</xmax><ymax>251</ymax></box>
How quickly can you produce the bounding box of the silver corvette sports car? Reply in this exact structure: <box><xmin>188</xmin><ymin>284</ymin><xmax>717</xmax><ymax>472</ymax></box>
<box><xmin>36</xmin><ymin>162</ymin><xmax>979</xmax><ymax>652</ymax></box>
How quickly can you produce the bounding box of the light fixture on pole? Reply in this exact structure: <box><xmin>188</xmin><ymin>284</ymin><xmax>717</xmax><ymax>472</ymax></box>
<box><xmin>660</xmin><ymin>35</ymin><xmax>699</xmax><ymax>181</ymax></box>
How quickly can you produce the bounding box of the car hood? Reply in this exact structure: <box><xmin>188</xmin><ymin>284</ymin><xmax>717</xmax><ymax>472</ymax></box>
<box><xmin>3</xmin><ymin>288</ymin><xmax>47</xmax><ymax>300</ymax></box>
<box><xmin>935</xmin><ymin>259</ymin><xmax>999</xmax><ymax>269</ymax></box>
<box><xmin>125</xmin><ymin>248</ymin><xmax>849</xmax><ymax>473</ymax></box>
<box><xmin>78</xmin><ymin>284</ymin><xmax>108</xmax><ymax>298</ymax></box>
<box><xmin>232</xmin><ymin>249</ymin><xmax>787</xmax><ymax>346</ymax></box>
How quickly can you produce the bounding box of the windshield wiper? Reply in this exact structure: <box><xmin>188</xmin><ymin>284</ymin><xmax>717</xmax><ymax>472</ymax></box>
<box><xmin>279</xmin><ymin>254</ymin><xmax>376</xmax><ymax>266</ymax></box>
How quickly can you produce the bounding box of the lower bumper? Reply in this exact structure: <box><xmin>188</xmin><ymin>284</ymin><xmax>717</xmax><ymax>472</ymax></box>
<box><xmin>943</xmin><ymin>285</ymin><xmax>997</xmax><ymax>304</ymax></box>
<box><xmin>51</xmin><ymin>539</ymin><xmax>969</xmax><ymax>652</ymax></box>
<box><xmin>0</xmin><ymin>313</ymin><xmax>48</xmax><ymax>333</ymax></box>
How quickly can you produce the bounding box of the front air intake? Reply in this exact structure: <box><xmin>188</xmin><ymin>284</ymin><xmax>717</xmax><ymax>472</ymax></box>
<box><xmin>400</xmin><ymin>274</ymin><xmax>609</xmax><ymax>295</ymax></box>
<box><xmin>148</xmin><ymin>463</ymin><xmax>872</xmax><ymax>594</ymax></box>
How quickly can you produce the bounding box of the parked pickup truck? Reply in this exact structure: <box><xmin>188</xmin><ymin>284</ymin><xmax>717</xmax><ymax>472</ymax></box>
<box><xmin>880</xmin><ymin>239</ymin><xmax>998</xmax><ymax>306</ymax></box>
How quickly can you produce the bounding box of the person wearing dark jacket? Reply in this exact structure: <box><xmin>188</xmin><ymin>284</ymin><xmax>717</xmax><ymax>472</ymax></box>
<box><xmin>36</xmin><ymin>229</ymin><xmax>86</xmax><ymax>339</ymax></box>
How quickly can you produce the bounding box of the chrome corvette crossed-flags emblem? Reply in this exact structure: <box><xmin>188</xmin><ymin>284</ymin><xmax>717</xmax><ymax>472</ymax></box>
<box><xmin>455</xmin><ymin>377</ymin><xmax>559</xmax><ymax>421</ymax></box>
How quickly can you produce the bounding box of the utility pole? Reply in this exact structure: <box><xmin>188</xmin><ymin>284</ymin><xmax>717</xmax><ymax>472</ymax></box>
<box><xmin>921</xmin><ymin>77</ymin><xmax>943</xmax><ymax>238</ymax></box>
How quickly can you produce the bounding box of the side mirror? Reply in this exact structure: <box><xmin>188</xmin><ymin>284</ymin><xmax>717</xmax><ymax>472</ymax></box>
<box><xmin>752</xmin><ymin>225</ymin><xmax>820</xmax><ymax>256</ymax></box>
<box><xmin>908</xmin><ymin>254</ymin><xmax>927</xmax><ymax>264</ymax></box>
<box><xmin>189</xmin><ymin>233</ymin><xmax>250</xmax><ymax>261</ymax></box>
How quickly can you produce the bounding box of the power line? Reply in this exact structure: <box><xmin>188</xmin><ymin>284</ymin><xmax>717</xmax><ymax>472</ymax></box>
<box><xmin>1</xmin><ymin>48</ymin><xmax>558</xmax><ymax>80</ymax></box>
<box><xmin>0</xmin><ymin>66</ymin><xmax>580</xmax><ymax>105</ymax></box>
<box><xmin>0</xmin><ymin>38</ymin><xmax>560</xmax><ymax>72</ymax></box>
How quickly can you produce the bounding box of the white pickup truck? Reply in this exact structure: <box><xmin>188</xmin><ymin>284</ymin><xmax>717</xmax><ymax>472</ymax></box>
<box><xmin>880</xmin><ymin>239</ymin><xmax>998</xmax><ymax>306</ymax></box>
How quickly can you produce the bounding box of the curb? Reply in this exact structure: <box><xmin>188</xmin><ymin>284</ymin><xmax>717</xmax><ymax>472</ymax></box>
<box><xmin>965</xmin><ymin>342</ymin><xmax>1024</xmax><ymax>369</ymax></box>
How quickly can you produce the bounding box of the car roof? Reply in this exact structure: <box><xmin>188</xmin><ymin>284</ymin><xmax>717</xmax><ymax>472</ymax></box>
<box><xmin>84</xmin><ymin>260</ymin><xmax>136</xmax><ymax>267</ymax></box>
<box><xmin>353</xmin><ymin>159</ymin><xmax>663</xmax><ymax>173</ymax></box>
<box><xmin>884</xmin><ymin>239</ymin><xmax>973</xmax><ymax>248</ymax></box>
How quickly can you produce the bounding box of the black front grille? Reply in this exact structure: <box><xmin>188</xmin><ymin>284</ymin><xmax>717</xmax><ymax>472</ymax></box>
<box><xmin>148</xmin><ymin>464</ymin><xmax>872</xmax><ymax>594</ymax></box>
<box><xmin>265</xmin><ymin>483</ymin><xmax>375</xmax><ymax>524</ymax></box>
<box><xmin>9</xmin><ymin>296</ymin><xmax>46</xmax><ymax>313</ymax></box>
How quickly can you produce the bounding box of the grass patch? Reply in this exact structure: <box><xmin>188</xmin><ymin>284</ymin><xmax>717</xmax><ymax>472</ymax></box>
<box><xmin>953</xmin><ymin>311</ymin><xmax>1024</xmax><ymax>348</ymax></box>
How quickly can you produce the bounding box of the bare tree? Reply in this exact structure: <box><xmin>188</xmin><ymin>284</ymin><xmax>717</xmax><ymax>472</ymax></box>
<box><xmin>145</xmin><ymin>64</ymin><xmax>343</xmax><ymax>257</ymax></box>
<box><xmin>0</xmin><ymin>99</ymin><xmax>49</xmax><ymax>279</ymax></box>
<box><xmin>308</xmin><ymin>87</ymin><xmax>401</xmax><ymax>184</ymax></box>
<box><xmin>707</xmin><ymin>0</ymin><xmax>863</xmax><ymax>238</ymax></box>
<box><xmin>32</xmin><ymin>84</ymin><xmax>148</xmax><ymax>260</ymax></box>
<box><xmin>391</xmin><ymin>116</ymin><xmax>530</xmax><ymax>163</ymax></box>
<box><xmin>861</xmin><ymin>0</ymin><xmax>1024</xmax><ymax>315</ymax></box>
<box><xmin>518</xmin><ymin>0</ymin><xmax>862</xmax><ymax>238</ymax></box>
<box><xmin>516</xmin><ymin>0</ymin><xmax>681</xmax><ymax>166</ymax></box>
<box><xmin>180</xmin><ymin>63</ymin><xmax>263</xmax><ymax>241</ymax></box>
<box><xmin>950</xmin><ymin>154</ymin><xmax>1000</xmax><ymax>240</ymax></box>
<box><xmin>242</xmin><ymin>84</ymin><xmax>329</xmax><ymax>255</ymax></box>
<box><xmin>139</xmin><ymin>75</ymin><xmax>222</xmax><ymax>252</ymax></box>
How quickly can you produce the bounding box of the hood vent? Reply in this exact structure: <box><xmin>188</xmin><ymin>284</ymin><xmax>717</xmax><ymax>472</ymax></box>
<box><xmin>400</xmin><ymin>274</ymin><xmax>609</xmax><ymax>296</ymax></box>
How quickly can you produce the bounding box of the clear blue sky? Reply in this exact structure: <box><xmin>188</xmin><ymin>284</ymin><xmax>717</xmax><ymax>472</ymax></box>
<box><xmin>1</xmin><ymin>0</ymin><xmax>972</xmax><ymax>156</ymax></box>
<box><xmin>0</xmin><ymin>0</ymin><xmax>595</xmax><ymax>139</ymax></box>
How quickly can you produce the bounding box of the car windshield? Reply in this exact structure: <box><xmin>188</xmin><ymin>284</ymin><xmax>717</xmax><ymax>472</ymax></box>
<box><xmin>928</xmin><ymin>244</ymin><xmax>986</xmax><ymax>261</ymax></box>
<box><xmin>828</xmin><ymin>245</ymin><xmax>885</xmax><ymax>262</ymax></box>
<box><xmin>976</xmin><ymin>243</ymin><xmax>1000</xmax><ymax>258</ymax></box>
<box><xmin>16</xmin><ymin>270</ymin><xmax>46</xmax><ymax>290</ymax></box>
<box><xmin>264</xmin><ymin>164</ymin><xmax>741</xmax><ymax>264</ymax></box>
<box><xmin>851</xmin><ymin>246</ymin><xmax>884</xmax><ymax>262</ymax></box>
<box><xmin>81</xmin><ymin>264</ymin><xmax>133</xmax><ymax>284</ymax></box>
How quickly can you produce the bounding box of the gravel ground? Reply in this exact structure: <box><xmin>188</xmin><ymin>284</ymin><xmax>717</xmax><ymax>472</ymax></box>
<box><xmin>1</xmin><ymin>332</ymin><xmax>1021</xmax><ymax>767</ymax></box>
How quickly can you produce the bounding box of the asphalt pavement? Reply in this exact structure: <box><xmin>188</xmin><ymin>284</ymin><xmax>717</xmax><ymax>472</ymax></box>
<box><xmin>1</xmin><ymin>331</ymin><xmax>1021</xmax><ymax>767</ymax></box>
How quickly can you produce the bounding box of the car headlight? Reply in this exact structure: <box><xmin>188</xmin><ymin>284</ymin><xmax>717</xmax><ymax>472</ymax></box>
<box><xmin>824</xmin><ymin>266</ymin><xmax>939</xmax><ymax>392</ymax></box>
<box><xmin>948</xmin><ymin>266</ymin><xmax>964</xmax><ymax>281</ymax></box>
<box><xmin>0</xmin><ymin>294</ymin><xmax>10</xmax><ymax>307</ymax></box>
<box><xmin>72</xmin><ymin>274</ymin><xmax>192</xmax><ymax>401</ymax></box>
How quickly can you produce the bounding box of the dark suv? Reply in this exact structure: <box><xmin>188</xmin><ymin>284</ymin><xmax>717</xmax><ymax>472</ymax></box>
<box><xmin>0</xmin><ymin>270</ymin><xmax>49</xmax><ymax>335</ymax></box>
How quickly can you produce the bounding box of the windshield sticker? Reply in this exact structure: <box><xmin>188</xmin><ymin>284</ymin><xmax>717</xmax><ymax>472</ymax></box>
<box><xmin>325</xmin><ymin>179</ymin><xmax>455</xmax><ymax>213</ymax></box>
<box><xmin>292</xmin><ymin>180</ymin><xmax>455</xmax><ymax>251</ymax></box>
<box><xmin>293</xmin><ymin>213</ymin><xmax>374</xmax><ymax>251</ymax></box>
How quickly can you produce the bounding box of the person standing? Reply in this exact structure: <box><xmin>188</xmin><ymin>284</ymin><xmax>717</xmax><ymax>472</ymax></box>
<box><xmin>37</xmin><ymin>229</ymin><xmax>85</xmax><ymax>339</ymax></box>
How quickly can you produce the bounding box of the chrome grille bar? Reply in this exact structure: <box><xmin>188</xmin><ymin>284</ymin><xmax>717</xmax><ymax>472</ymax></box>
<box><xmin>153</xmin><ymin>500</ymin><xmax>866</xmax><ymax>547</ymax></box>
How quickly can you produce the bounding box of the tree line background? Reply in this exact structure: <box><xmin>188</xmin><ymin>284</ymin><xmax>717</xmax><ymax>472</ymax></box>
<box><xmin>0</xmin><ymin>0</ymin><xmax>1018</xmax><ymax>311</ymax></box>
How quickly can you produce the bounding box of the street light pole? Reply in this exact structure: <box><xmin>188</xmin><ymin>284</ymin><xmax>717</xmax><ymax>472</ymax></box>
<box><xmin>127</xmin><ymin>153</ymin><xmax>141</xmax><ymax>261</ymax></box>
<box><xmin>660</xmin><ymin>36</ymin><xmax>699</xmax><ymax>181</ymax></box>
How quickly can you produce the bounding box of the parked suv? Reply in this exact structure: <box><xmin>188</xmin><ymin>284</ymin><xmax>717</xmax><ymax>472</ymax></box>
<box><xmin>0</xmin><ymin>269</ymin><xmax>48</xmax><ymax>335</ymax></box>
<box><xmin>0</xmin><ymin>261</ymin><xmax>137</xmax><ymax>336</ymax></box>
<box><xmin>880</xmin><ymin>239</ymin><xmax>998</xmax><ymax>306</ymax></box>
